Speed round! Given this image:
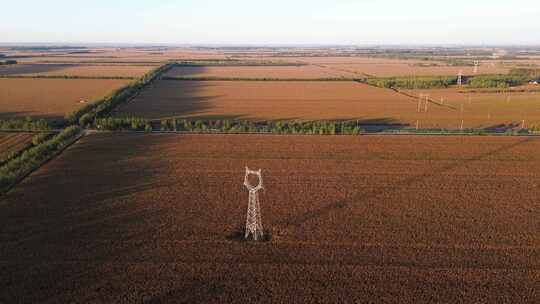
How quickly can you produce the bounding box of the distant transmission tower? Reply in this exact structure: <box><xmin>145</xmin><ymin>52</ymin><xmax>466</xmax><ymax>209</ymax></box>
<box><xmin>457</xmin><ymin>70</ymin><xmax>463</xmax><ymax>86</ymax></box>
<box><xmin>473</xmin><ymin>60</ymin><xmax>480</xmax><ymax>74</ymax></box>
<box><xmin>244</xmin><ymin>167</ymin><xmax>264</xmax><ymax>241</ymax></box>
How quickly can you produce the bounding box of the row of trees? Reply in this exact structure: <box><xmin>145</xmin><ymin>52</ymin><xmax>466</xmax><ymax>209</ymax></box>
<box><xmin>69</xmin><ymin>63</ymin><xmax>175</xmax><ymax>125</ymax></box>
<box><xmin>163</xmin><ymin>76</ymin><xmax>357</xmax><ymax>82</ymax></box>
<box><xmin>467</xmin><ymin>75</ymin><xmax>527</xmax><ymax>88</ymax></box>
<box><xmin>94</xmin><ymin>117</ymin><xmax>152</xmax><ymax>132</ymax></box>
<box><xmin>0</xmin><ymin>126</ymin><xmax>81</xmax><ymax>193</ymax></box>
<box><xmin>0</xmin><ymin>75</ymin><xmax>134</xmax><ymax>80</ymax></box>
<box><xmin>175</xmin><ymin>60</ymin><xmax>305</xmax><ymax>67</ymax></box>
<box><xmin>509</xmin><ymin>68</ymin><xmax>540</xmax><ymax>80</ymax></box>
<box><xmin>367</xmin><ymin>68</ymin><xmax>540</xmax><ymax>89</ymax></box>
<box><xmin>0</xmin><ymin>117</ymin><xmax>50</xmax><ymax>131</ymax></box>
<box><xmin>0</xmin><ymin>133</ymin><xmax>54</xmax><ymax>167</ymax></box>
<box><xmin>159</xmin><ymin>119</ymin><xmax>364</xmax><ymax>135</ymax></box>
<box><xmin>0</xmin><ymin>60</ymin><xmax>17</xmax><ymax>65</ymax></box>
<box><xmin>367</xmin><ymin>76</ymin><xmax>457</xmax><ymax>89</ymax></box>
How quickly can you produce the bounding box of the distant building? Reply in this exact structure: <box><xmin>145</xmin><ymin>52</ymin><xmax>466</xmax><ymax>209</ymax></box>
<box><xmin>529</xmin><ymin>80</ymin><xmax>539</xmax><ymax>85</ymax></box>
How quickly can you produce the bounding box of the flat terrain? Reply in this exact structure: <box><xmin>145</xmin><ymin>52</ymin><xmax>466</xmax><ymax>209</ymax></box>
<box><xmin>8</xmin><ymin>49</ymin><xmax>227</xmax><ymax>64</ymax></box>
<box><xmin>113</xmin><ymin>80</ymin><xmax>417</xmax><ymax>123</ymax></box>
<box><xmin>1</xmin><ymin>133</ymin><xmax>540</xmax><ymax>303</ymax></box>
<box><xmin>405</xmin><ymin>87</ymin><xmax>540</xmax><ymax>129</ymax></box>
<box><xmin>242</xmin><ymin>56</ymin><xmax>510</xmax><ymax>77</ymax></box>
<box><xmin>113</xmin><ymin>79</ymin><xmax>540</xmax><ymax>129</ymax></box>
<box><xmin>0</xmin><ymin>132</ymin><xmax>34</xmax><ymax>160</ymax></box>
<box><xmin>164</xmin><ymin>65</ymin><xmax>358</xmax><ymax>79</ymax></box>
<box><xmin>0</xmin><ymin>78</ymin><xmax>131</xmax><ymax>120</ymax></box>
<box><xmin>0</xmin><ymin>64</ymin><xmax>154</xmax><ymax>77</ymax></box>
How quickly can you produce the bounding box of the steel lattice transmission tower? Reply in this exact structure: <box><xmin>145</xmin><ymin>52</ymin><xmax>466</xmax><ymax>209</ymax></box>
<box><xmin>244</xmin><ymin>167</ymin><xmax>264</xmax><ymax>241</ymax></box>
<box><xmin>457</xmin><ymin>70</ymin><xmax>463</xmax><ymax>86</ymax></box>
<box><xmin>473</xmin><ymin>60</ymin><xmax>480</xmax><ymax>74</ymax></box>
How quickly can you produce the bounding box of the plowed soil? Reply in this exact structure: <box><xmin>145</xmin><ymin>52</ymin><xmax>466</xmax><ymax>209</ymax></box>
<box><xmin>164</xmin><ymin>65</ymin><xmax>358</xmax><ymax>79</ymax></box>
<box><xmin>243</xmin><ymin>56</ymin><xmax>510</xmax><ymax>77</ymax></box>
<box><xmin>113</xmin><ymin>80</ymin><xmax>540</xmax><ymax>129</ymax></box>
<box><xmin>0</xmin><ymin>78</ymin><xmax>131</xmax><ymax>120</ymax></box>
<box><xmin>113</xmin><ymin>80</ymin><xmax>417</xmax><ymax>124</ymax></box>
<box><xmin>404</xmin><ymin>87</ymin><xmax>540</xmax><ymax>129</ymax></box>
<box><xmin>1</xmin><ymin>133</ymin><xmax>539</xmax><ymax>303</ymax></box>
<box><xmin>0</xmin><ymin>132</ymin><xmax>34</xmax><ymax>159</ymax></box>
<box><xmin>0</xmin><ymin>64</ymin><xmax>153</xmax><ymax>77</ymax></box>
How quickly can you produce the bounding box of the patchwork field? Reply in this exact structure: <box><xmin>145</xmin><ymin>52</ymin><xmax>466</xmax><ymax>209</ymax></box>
<box><xmin>0</xmin><ymin>78</ymin><xmax>130</xmax><ymax>120</ymax></box>
<box><xmin>244</xmin><ymin>56</ymin><xmax>510</xmax><ymax>77</ymax></box>
<box><xmin>164</xmin><ymin>65</ymin><xmax>358</xmax><ymax>79</ymax></box>
<box><xmin>1</xmin><ymin>133</ymin><xmax>539</xmax><ymax>303</ymax></box>
<box><xmin>112</xmin><ymin>79</ymin><xmax>540</xmax><ymax>129</ymax></box>
<box><xmin>0</xmin><ymin>64</ymin><xmax>154</xmax><ymax>77</ymax></box>
<box><xmin>0</xmin><ymin>132</ymin><xmax>35</xmax><ymax>160</ymax></box>
<box><xmin>8</xmin><ymin>49</ymin><xmax>227</xmax><ymax>64</ymax></box>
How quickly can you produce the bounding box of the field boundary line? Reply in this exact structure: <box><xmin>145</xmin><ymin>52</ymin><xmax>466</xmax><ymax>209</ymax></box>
<box><xmin>87</xmin><ymin>129</ymin><xmax>540</xmax><ymax>138</ymax></box>
<box><xmin>0</xmin><ymin>128</ymin><xmax>84</xmax><ymax>197</ymax></box>
<box><xmin>0</xmin><ymin>75</ymin><xmax>137</xmax><ymax>80</ymax></box>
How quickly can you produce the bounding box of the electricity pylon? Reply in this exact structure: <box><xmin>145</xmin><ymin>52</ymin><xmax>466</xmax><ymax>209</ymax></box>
<box><xmin>244</xmin><ymin>167</ymin><xmax>264</xmax><ymax>241</ymax></box>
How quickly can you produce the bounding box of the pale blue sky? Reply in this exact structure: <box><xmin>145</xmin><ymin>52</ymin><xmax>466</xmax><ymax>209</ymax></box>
<box><xmin>1</xmin><ymin>0</ymin><xmax>539</xmax><ymax>45</ymax></box>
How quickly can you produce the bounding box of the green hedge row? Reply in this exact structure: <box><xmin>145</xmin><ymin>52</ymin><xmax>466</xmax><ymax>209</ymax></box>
<box><xmin>95</xmin><ymin>117</ymin><xmax>152</xmax><ymax>131</ymax></box>
<box><xmin>175</xmin><ymin>61</ymin><xmax>304</xmax><ymax>67</ymax></box>
<box><xmin>163</xmin><ymin>76</ymin><xmax>358</xmax><ymax>82</ymax></box>
<box><xmin>159</xmin><ymin>119</ymin><xmax>364</xmax><ymax>135</ymax></box>
<box><xmin>0</xmin><ymin>117</ymin><xmax>50</xmax><ymax>131</ymax></box>
<box><xmin>67</xmin><ymin>63</ymin><xmax>175</xmax><ymax>125</ymax></box>
<box><xmin>509</xmin><ymin>68</ymin><xmax>540</xmax><ymax>81</ymax></box>
<box><xmin>0</xmin><ymin>75</ymin><xmax>135</xmax><ymax>80</ymax></box>
<box><xmin>467</xmin><ymin>74</ymin><xmax>527</xmax><ymax>88</ymax></box>
<box><xmin>0</xmin><ymin>60</ymin><xmax>17</xmax><ymax>65</ymax></box>
<box><xmin>0</xmin><ymin>126</ymin><xmax>81</xmax><ymax>194</ymax></box>
<box><xmin>0</xmin><ymin>132</ymin><xmax>55</xmax><ymax>166</ymax></box>
<box><xmin>367</xmin><ymin>76</ymin><xmax>457</xmax><ymax>89</ymax></box>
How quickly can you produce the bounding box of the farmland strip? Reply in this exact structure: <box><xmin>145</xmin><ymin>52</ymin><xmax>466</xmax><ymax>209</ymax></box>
<box><xmin>0</xmin><ymin>126</ymin><xmax>82</xmax><ymax>195</ymax></box>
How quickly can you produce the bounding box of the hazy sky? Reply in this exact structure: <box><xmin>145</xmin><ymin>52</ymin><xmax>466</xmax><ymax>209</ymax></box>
<box><xmin>2</xmin><ymin>0</ymin><xmax>539</xmax><ymax>45</ymax></box>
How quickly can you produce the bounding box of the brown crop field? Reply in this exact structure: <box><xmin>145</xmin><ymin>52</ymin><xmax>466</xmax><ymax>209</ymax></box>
<box><xmin>0</xmin><ymin>132</ymin><xmax>35</xmax><ymax>160</ymax></box>
<box><xmin>112</xmin><ymin>79</ymin><xmax>540</xmax><ymax>129</ymax></box>
<box><xmin>404</xmin><ymin>87</ymin><xmax>540</xmax><ymax>129</ymax></box>
<box><xmin>0</xmin><ymin>78</ymin><xmax>131</xmax><ymax>120</ymax></box>
<box><xmin>164</xmin><ymin>65</ymin><xmax>358</xmax><ymax>79</ymax></box>
<box><xmin>1</xmin><ymin>133</ymin><xmax>539</xmax><ymax>303</ymax></box>
<box><xmin>0</xmin><ymin>64</ymin><xmax>154</xmax><ymax>77</ymax></box>
<box><xmin>113</xmin><ymin>80</ymin><xmax>418</xmax><ymax>123</ymax></box>
<box><xmin>11</xmin><ymin>48</ymin><xmax>227</xmax><ymax>64</ymax></box>
<box><xmin>243</xmin><ymin>56</ymin><xmax>510</xmax><ymax>77</ymax></box>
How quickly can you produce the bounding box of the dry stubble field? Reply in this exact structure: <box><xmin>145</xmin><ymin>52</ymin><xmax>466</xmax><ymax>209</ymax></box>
<box><xmin>0</xmin><ymin>132</ymin><xmax>35</xmax><ymax>160</ymax></box>
<box><xmin>113</xmin><ymin>80</ymin><xmax>419</xmax><ymax>124</ymax></box>
<box><xmin>0</xmin><ymin>64</ymin><xmax>155</xmax><ymax>77</ymax></box>
<box><xmin>405</xmin><ymin>87</ymin><xmax>540</xmax><ymax>129</ymax></box>
<box><xmin>113</xmin><ymin>79</ymin><xmax>540</xmax><ymax>129</ymax></box>
<box><xmin>1</xmin><ymin>133</ymin><xmax>539</xmax><ymax>303</ymax></box>
<box><xmin>244</xmin><ymin>56</ymin><xmax>510</xmax><ymax>77</ymax></box>
<box><xmin>0</xmin><ymin>78</ymin><xmax>131</xmax><ymax>120</ymax></box>
<box><xmin>164</xmin><ymin>65</ymin><xmax>357</xmax><ymax>79</ymax></box>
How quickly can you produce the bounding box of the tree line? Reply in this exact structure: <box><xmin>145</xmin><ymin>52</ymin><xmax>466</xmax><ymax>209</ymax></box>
<box><xmin>0</xmin><ymin>60</ymin><xmax>17</xmax><ymax>65</ymax></box>
<box><xmin>0</xmin><ymin>117</ymin><xmax>50</xmax><ymax>131</ymax></box>
<box><xmin>367</xmin><ymin>76</ymin><xmax>457</xmax><ymax>89</ymax></box>
<box><xmin>70</xmin><ymin>63</ymin><xmax>175</xmax><ymax>126</ymax></box>
<box><xmin>0</xmin><ymin>126</ymin><xmax>81</xmax><ymax>194</ymax></box>
<box><xmin>160</xmin><ymin>119</ymin><xmax>364</xmax><ymax>135</ymax></box>
<box><xmin>0</xmin><ymin>132</ymin><xmax>55</xmax><ymax>167</ymax></box>
<box><xmin>162</xmin><ymin>76</ymin><xmax>358</xmax><ymax>82</ymax></box>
